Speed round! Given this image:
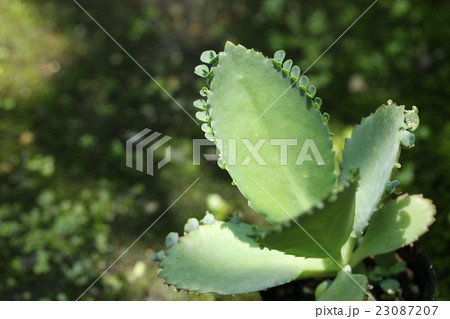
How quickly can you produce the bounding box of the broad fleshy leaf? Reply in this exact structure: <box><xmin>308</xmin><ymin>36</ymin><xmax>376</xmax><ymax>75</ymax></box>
<box><xmin>204</xmin><ymin>42</ymin><xmax>335</xmax><ymax>224</ymax></box>
<box><xmin>350</xmin><ymin>195</ymin><xmax>436</xmax><ymax>266</ymax></box>
<box><xmin>340</xmin><ymin>102</ymin><xmax>409</xmax><ymax>236</ymax></box>
<box><xmin>157</xmin><ymin>218</ymin><xmax>338</xmax><ymax>294</ymax></box>
<box><xmin>318</xmin><ymin>266</ymin><xmax>368</xmax><ymax>301</ymax></box>
<box><xmin>260</xmin><ymin>182</ymin><xmax>357</xmax><ymax>260</ymax></box>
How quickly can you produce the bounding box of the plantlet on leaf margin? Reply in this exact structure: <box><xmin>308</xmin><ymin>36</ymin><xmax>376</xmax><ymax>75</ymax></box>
<box><xmin>153</xmin><ymin>42</ymin><xmax>436</xmax><ymax>300</ymax></box>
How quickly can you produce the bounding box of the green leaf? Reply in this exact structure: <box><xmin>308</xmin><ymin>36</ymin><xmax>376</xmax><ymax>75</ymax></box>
<box><xmin>389</xmin><ymin>261</ymin><xmax>406</xmax><ymax>275</ymax></box>
<box><xmin>158</xmin><ymin>220</ymin><xmax>338</xmax><ymax>294</ymax></box>
<box><xmin>273</xmin><ymin>49</ymin><xmax>286</xmax><ymax>64</ymax></box>
<box><xmin>384</xmin><ymin>180</ymin><xmax>401</xmax><ymax>194</ymax></box>
<box><xmin>206</xmin><ymin>42</ymin><xmax>336</xmax><ymax>224</ymax></box>
<box><xmin>314</xmin><ymin>97</ymin><xmax>323</xmax><ymax>107</ymax></box>
<box><xmin>400</xmin><ymin>130</ymin><xmax>415</xmax><ymax>149</ymax></box>
<box><xmin>199</xmin><ymin>87</ymin><xmax>209</xmax><ymax>97</ymax></box>
<box><xmin>350</xmin><ymin>195</ymin><xmax>436</xmax><ymax>266</ymax></box>
<box><xmin>194</xmin><ymin>64</ymin><xmax>210</xmax><ymax>78</ymax></box>
<box><xmin>339</xmin><ymin>102</ymin><xmax>407</xmax><ymax>236</ymax></box>
<box><xmin>290</xmin><ymin>65</ymin><xmax>301</xmax><ymax>79</ymax></box>
<box><xmin>318</xmin><ymin>266</ymin><xmax>368</xmax><ymax>301</ymax></box>
<box><xmin>193</xmin><ymin>99</ymin><xmax>207</xmax><ymax>110</ymax></box>
<box><xmin>373</xmin><ymin>266</ymin><xmax>390</xmax><ymax>277</ymax></box>
<box><xmin>404</xmin><ymin>106</ymin><xmax>419</xmax><ymax>131</ymax></box>
<box><xmin>368</xmin><ymin>271</ymin><xmax>383</xmax><ymax>282</ymax></box>
<box><xmin>200</xmin><ymin>50</ymin><xmax>218</xmax><ymax>64</ymax></box>
<box><xmin>195</xmin><ymin>111</ymin><xmax>209</xmax><ymax>122</ymax></box>
<box><xmin>260</xmin><ymin>182</ymin><xmax>357</xmax><ymax>260</ymax></box>
<box><xmin>308</xmin><ymin>85</ymin><xmax>317</xmax><ymax>97</ymax></box>
<box><xmin>282</xmin><ymin>59</ymin><xmax>293</xmax><ymax>72</ymax></box>
<box><xmin>373</xmin><ymin>252</ymin><xmax>397</xmax><ymax>268</ymax></box>
<box><xmin>299</xmin><ymin>75</ymin><xmax>309</xmax><ymax>88</ymax></box>
<box><xmin>380</xmin><ymin>278</ymin><xmax>400</xmax><ymax>295</ymax></box>
<box><xmin>315</xmin><ymin>279</ymin><xmax>333</xmax><ymax>300</ymax></box>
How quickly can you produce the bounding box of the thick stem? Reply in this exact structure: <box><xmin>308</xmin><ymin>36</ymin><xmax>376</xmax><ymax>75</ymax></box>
<box><xmin>340</xmin><ymin>236</ymin><xmax>356</xmax><ymax>266</ymax></box>
<box><xmin>349</xmin><ymin>245</ymin><xmax>366</xmax><ymax>268</ymax></box>
<box><xmin>296</xmin><ymin>257</ymin><xmax>340</xmax><ymax>279</ymax></box>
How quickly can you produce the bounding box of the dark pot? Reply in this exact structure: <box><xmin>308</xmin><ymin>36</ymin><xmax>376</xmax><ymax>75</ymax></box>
<box><xmin>396</xmin><ymin>246</ymin><xmax>436</xmax><ymax>300</ymax></box>
<box><xmin>259</xmin><ymin>277</ymin><xmax>325</xmax><ymax>301</ymax></box>
<box><xmin>260</xmin><ymin>246</ymin><xmax>436</xmax><ymax>301</ymax></box>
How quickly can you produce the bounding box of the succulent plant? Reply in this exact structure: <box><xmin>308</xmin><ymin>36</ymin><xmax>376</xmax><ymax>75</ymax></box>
<box><xmin>153</xmin><ymin>42</ymin><xmax>436</xmax><ymax>300</ymax></box>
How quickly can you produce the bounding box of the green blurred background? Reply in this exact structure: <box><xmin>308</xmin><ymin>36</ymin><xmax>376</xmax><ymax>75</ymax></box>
<box><xmin>1</xmin><ymin>0</ymin><xmax>449</xmax><ymax>300</ymax></box>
